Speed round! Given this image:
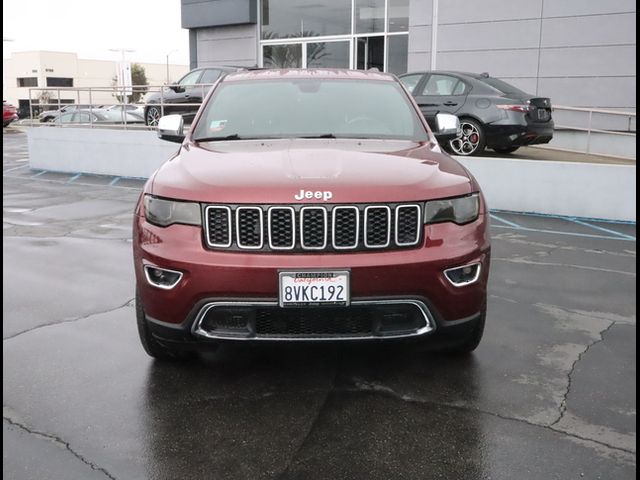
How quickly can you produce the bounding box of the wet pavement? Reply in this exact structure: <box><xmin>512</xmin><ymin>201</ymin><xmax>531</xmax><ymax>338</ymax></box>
<box><xmin>3</xmin><ymin>129</ymin><xmax>636</xmax><ymax>479</ymax></box>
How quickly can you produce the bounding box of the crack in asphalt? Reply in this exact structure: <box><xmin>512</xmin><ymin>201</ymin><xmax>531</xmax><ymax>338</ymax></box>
<box><xmin>346</xmin><ymin>378</ymin><xmax>635</xmax><ymax>458</ymax></box>
<box><xmin>550</xmin><ymin>320</ymin><xmax>617</xmax><ymax>428</ymax></box>
<box><xmin>2</xmin><ymin>298</ymin><xmax>135</xmax><ymax>341</ymax></box>
<box><xmin>275</xmin><ymin>369</ymin><xmax>338</xmax><ymax>480</ymax></box>
<box><xmin>3</xmin><ymin>415</ymin><xmax>118</xmax><ymax>480</ymax></box>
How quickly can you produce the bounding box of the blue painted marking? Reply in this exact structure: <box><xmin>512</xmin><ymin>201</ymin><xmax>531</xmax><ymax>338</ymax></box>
<box><xmin>491</xmin><ymin>209</ymin><xmax>635</xmax><ymax>226</ymax></box>
<box><xmin>569</xmin><ymin>218</ymin><xmax>636</xmax><ymax>241</ymax></box>
<box><xmin>32</xmin><ymin>170</ymin><xmax>48</xmax><ymax>177</ymax></box>
<box><xmin>490</xmin><ymin>213</ymin><xmax>522</xmax><ymax>229</ymax></box>
<box><xmin>109</xmin><ymin>177</ymin><xmax>121</xmax><ymax>186</ymax></box>
<box><xmin>492</xmin><ymin>224</ymin><xmax>635</xmax><ymax>242</ymax></box>
<box><xmin>67</xmin><ymin>173</ymin><xmax>82</xmax><ymax>183</ymax></box>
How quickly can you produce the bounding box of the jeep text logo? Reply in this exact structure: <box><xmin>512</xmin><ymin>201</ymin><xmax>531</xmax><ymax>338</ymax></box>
<box><xmin>294</xmin><ymin>189</ymin><xmax>333</xmax><ymax>201</ymax></box>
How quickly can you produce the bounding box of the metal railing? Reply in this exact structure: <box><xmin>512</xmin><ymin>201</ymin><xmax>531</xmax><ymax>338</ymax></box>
<box><xmin>23</xmin><ymin>86</ymin><xmax>637</xmax><ymax>160</ymax></box>
<box><xmin>544</xmin><ymin>105</ymin><xmax>636</xmax><ymax>159</ymax></box>
<box><xmin>26</xmin><ymin>83</ymin><xmax>217</xmax><ymax>130</ymax></box>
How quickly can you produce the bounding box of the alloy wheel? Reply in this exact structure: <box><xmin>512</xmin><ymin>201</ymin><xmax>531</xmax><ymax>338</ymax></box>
<box><xmin>448</xmin><ymin>121</ymin><xmax>482</xmax><ymax>156</ymax></box>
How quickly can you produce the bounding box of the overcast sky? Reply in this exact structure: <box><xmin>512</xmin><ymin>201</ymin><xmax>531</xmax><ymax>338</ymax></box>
<box><xmin>3</xmin><ymin>0</ymin><xmax>190</xmax><ymax>65</ymax></box>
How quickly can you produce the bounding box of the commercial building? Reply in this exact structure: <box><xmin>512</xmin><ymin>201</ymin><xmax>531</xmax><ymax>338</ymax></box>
<box><xmin>3</xmin><ymin>51</ymin><xmax>189</xmax><ymax>116</ymax></box>
<box><xmin>181</xmin><ymin>0</ymin><xmax>636</xmax><ymax>111</ymax></box>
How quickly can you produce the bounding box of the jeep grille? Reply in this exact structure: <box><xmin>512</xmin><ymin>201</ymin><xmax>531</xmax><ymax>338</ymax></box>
<box><xmin>204</xmin><ymin>203</ymin><xmax>421</xmax><ymax>252</ymax></box>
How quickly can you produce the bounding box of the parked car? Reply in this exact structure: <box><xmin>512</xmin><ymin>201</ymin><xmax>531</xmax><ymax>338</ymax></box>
<box><xmin>102</xmin><ymin>104</ymin><xmax>145</xmax><ymax>118</ymax></box>
<box><xmin>399</xmin><ymin>71</ymin><xmax>554</xmax><ymax>156</ymax></box>
<box><xmin>54</xmin><ymin>109</ymin><xmax>145</xmax><ymax>125</ymax></box>
<box><xmin>3</xmin><ymin>101</ymin><xmax>19</xmax><ymax>127</ymax></box>
<box><xmin>38</xmin><ymin>104</ymin><xmax>92</xmax><ymax>123</ymax></box>
<box><xmin>134</xmin><ymin>68</ymin><xmax>490</xmax><ymax>360</ymax></box>
<box><xmin>143</xmin><ymin>66</ymin><xmax>243</xmax><ymax>126</ymax></box>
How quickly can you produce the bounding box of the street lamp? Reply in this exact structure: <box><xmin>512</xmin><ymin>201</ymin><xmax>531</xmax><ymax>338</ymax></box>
<box><xmin>166</xmin><ymin>49</ymin><xmax>178</xmax><ymax>84</ymax></box>
<box><xmin>109</xmin><ymin>48</ymin><xmax>135</xmax><ymax>104</ymax></box>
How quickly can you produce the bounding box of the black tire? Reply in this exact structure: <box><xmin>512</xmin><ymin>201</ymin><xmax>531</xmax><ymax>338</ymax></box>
<box><xmin>136</xmin><ymin>289</ymin><xmax>193</xmax><ymax>361</ymax></box>
<box><xmin>145</xmin><ymin>105</ymin><xmax>161</xmax><ymax>127</ymax></box>
<box><xmin>493</xmin><ymin>146</ymin><xmax>520</xmax><ymax>155</ymax></box>
<box><xmin>443</xmin><ymin>308</ymin><xmax>486</xmax><ymax>355</ymax></box>
<box><xmin>446</xmin><ymin>118</ymin><xmax>486</xmax><ymax>156</ymax></box>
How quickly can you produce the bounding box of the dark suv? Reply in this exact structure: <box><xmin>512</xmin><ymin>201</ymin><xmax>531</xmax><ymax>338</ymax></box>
<box><xmin>143</xmin><ymin>66</ymin><xmax>243</xmax><ymax>126</ymax></box>
<box><xmin>399</xmin><ymin>71</ymin><xmax>554</xmax><ymax>156</ymax></box>
<box><xmin>133</xmin><ymin>69</ymin><xmax>490</xmax><ymax>360</ymax></box>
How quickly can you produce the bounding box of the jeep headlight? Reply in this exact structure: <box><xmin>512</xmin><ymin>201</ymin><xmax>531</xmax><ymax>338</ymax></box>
<box><xmin>424</xmin><ymin>193</ymin><xmax>479</xmax><ymax>225</ymax></box>
<box><xmin>144</xmin><ymin>195</ymin><xmax>201</xmax><ymax>227</ymax></box>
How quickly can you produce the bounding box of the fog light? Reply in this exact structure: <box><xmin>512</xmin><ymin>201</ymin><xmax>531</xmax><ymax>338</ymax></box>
<box><xmin>144</xmin><ymin>265</ymin><xmax>183</xmax><ymax>290</ymax></box>
<box><xmin>444</xmin><ymin>263</ymin><xmax>481</xmax><ymax>287</ymax></box>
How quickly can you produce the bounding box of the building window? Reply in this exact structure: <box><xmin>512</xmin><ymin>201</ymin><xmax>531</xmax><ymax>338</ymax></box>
<box><xmin>17</xmin><ymin>77</ymin><xmax>38</xmax><ymax>87</ymax></box>
<box><xmin>259</xmin><ymin>0</ymin><xmax>409</xmax><ymax>74</ymax></box>
<box><xmin>46</xmin><ymin>77</ymin><xmax>74</xmax><ymax>87</ymax></box>
<box><xmin>261</xmin><ymin>0</ymin><xmax>351</xmax><ymax>39</ymax></box>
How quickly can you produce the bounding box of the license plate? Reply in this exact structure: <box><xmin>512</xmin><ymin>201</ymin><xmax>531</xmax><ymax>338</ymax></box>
<box><xmin>279</xmin><ymin>271</ymin><xmax>350</xmax><ymax>307</ymax></box>
<box><xmin>537</xmin><ymin>108</ymin><xmax>549</xmax><ymax>120</ymax></box>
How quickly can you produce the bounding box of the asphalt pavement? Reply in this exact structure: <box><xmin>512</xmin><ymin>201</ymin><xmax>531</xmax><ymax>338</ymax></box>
<box><xmin>3</xmin><ymin>128</ymin><xmax>636</xmax><ymax>480</ymax></box>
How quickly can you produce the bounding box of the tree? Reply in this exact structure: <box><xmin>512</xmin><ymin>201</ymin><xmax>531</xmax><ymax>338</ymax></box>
<box><xmin>112</xmin><ymin>63</ymin><xmax>149</xmax><ymax>103</ymax></box>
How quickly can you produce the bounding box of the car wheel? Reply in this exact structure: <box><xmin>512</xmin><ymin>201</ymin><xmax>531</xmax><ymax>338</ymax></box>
<box><xmin>136</xmin><ymin>289</ymin><xmax>193</xmax><ymax>361</ymax></box>
<box><xmin>447</xmin><ymin>118</ymin><xmax>486</xmax><ymax>156</ymax></box>
<box><xmin>493</xmin><ymin>146</ymin><xmax>520</xmax><ymax>154</ymax></box>
<box><xmin>145</xmin><ymin>105</ymin><xmax>161</xmax><ymax>127</ymax></box>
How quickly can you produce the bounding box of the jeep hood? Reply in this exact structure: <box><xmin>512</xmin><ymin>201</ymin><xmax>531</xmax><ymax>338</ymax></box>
<box><xmin>150</xmin><ymin>138</ymin><xmax>476</xmax><ymax>204</ymax></box>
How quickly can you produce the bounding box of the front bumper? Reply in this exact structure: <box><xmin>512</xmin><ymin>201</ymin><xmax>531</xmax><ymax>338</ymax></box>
<box><xmin>133</xmin><ymin>212</ymin><xmax>490</xmax><ymax>344</ymax></box>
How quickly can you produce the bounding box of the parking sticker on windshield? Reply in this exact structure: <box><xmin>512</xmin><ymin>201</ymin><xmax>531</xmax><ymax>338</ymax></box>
<box><xmin>209</xmin><ymin>120</ymin><xmax>227</xmax><ymax>132</ymax></box>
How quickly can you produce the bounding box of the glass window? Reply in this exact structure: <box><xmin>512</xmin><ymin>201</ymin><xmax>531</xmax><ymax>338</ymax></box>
<box><xmin>388</xmin><ymin>0</ymin><xmax>409</xmax><ymax>32</ymax></box>
<box><xmin>17</xmin><ymin>77</ymin><xmax>38</xmax><ymax>87</ymax></box>
<box><xmin>263</xmin><ymin>44</ymin><xmax>303</xmax><ymax>68</ymax></box>
<box><xmin>420</xmin><ymin>75</ymin><xmax>465</xmax><ymax>96</ymax></box>
<box><xmin>399</xmin><ymin>73</ymin><xmax>423</xmax><ymax>94</ymax></box>
<box><xmin>193</xmin><ymin>79</ymin><xmax>428</xmax><ymax>142</ymax></box>
<box><xmin>73</xmin><ymin>112</ymin><xmax>91</xmax><ymax>123</ymax></box>
<box><xmin>387</xmin><ymin>35</ymin><xmax>408</xmax><ymax>75</ymax></box>
<box><xmin>200</xmin><ymin>69</ymin><xmax>222</xmax><ymax>84</ymax></box>
<box><xmin>46</xmin><ymin>77</ymin><xmax>73</xmax><ymax>87</ymax></box>
<box><xmin>356</xmin><ymin>36</ymin><xmax>384</xmax><ymax>70</ymax></box>
<box><xmin>307</xmin><ymin>42</ymin><xmax>350</xmax><ymax>68</ymax></box>
<box><xmin>355</xmin><ymin>0</ymin><xmax>385</xmax><ymax>34</ymax></box>
<box><xmin>262</xmin><ymin>0</ymin><xmax>351</xmax><ymax>39</ymax></box>
<box><xmin>58</xmin><ymin>112</ymin><xmax>74</xmax><ymax>123</ymax></box>
<box><xmin>179</xmin><ymin>70</ymin><xmax>202</xmax><ymax>86</ymax></box>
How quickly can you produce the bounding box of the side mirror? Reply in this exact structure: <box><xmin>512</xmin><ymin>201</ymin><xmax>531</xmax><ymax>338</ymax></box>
<box><xmin>434</xmin><ymin>113</ymin><xmax>461</xmax><ymax>142</ymax></box>
<box><xmin>157</xmin><ymin>115</ymin><xmax>185</xmax><ymax>143</ymax></box>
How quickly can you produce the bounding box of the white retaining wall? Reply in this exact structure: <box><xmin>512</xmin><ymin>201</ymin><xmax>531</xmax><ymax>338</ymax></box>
<box><xmin>456</xmin><ymin>157</ymin><xmax>635</xmax><ymax>221</ymax></box>
<box><xmin>27</xmin><ymin>128</ymin><xmax>636</xmax><ymax>221</ymax></box>
<box><xmin>28</xmin><ymin>127</ymin><xmax>178</xmax><ymax>179</ymax></box>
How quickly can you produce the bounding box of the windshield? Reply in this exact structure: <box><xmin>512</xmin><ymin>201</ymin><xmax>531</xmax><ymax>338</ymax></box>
<box><xmin>192</xmin><ymin>78</ymin><xmax>429</xmax><ymax>142</ymax></box>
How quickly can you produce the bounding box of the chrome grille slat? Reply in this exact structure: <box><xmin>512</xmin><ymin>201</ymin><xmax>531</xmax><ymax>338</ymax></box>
<box><xmin>204</xmin><ymin>205</ymin><xmax>232</xmax><ymax>247</ymax></box>
<box><xmin>364</xmin><ymin>205</ymin><xmax>391</xmax><ymax>248</ymax></box>
<box><xmin>395</xmin><ymin>205</ymin><xmax>421</xmax><ymax>246</ymax></box>
<box><xmin>300</xmin><ymin>206</ymin><xmax>327</xmax><ymax>250</ymax></box>
<box><xmin>236</xmin><ymin>207</ymin><xmax>263</xmax><ymax>249</ymax></box>
<box><xmin>205</xmin><ymin>203</ymin><xmax>422</xmax><ymax>252</ymax></box>
<box><xmin>332</xmin><ymin>206</ymin><xmax>359</xmax><ymax>250</ymax></box>
<box><xmin>268</xmin><ymin>207</ymin><xmax>296</xmax><ymax>250</ymax></box>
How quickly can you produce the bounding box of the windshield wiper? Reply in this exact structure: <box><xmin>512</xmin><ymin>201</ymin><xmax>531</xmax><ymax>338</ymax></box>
<box><xmin>298</xmin><ymin>133</ymin><xmax>337</xmax><ymax>139</ymax></box>
<box><xmin>194</xmin><ymin>134</ymin><xmax>246</xmax><ymax>142</ymax></box>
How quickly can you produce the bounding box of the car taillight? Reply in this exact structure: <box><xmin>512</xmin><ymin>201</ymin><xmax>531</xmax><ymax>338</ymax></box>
<box><xmin>496</xmin><ymin>104</ymin><xmax>532</xmax><ymax>113</ymax></box>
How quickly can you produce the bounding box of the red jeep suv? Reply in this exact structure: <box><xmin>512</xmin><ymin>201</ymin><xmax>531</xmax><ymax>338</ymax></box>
<box><xmin>133</xmin><ymin>69</ymin><xmax>491</xmax><ymax>360</ymax></box>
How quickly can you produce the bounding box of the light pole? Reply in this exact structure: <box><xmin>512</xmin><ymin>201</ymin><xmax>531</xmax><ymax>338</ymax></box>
<box><xmin>166</xmin><ymin>50</ymin><xmax>178</xmax><ymax>84</ymax></box>
<box><xmin>109</xmin><ymin>48</ymin><xmax>135</xmax><ymax>104</ymax></box>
